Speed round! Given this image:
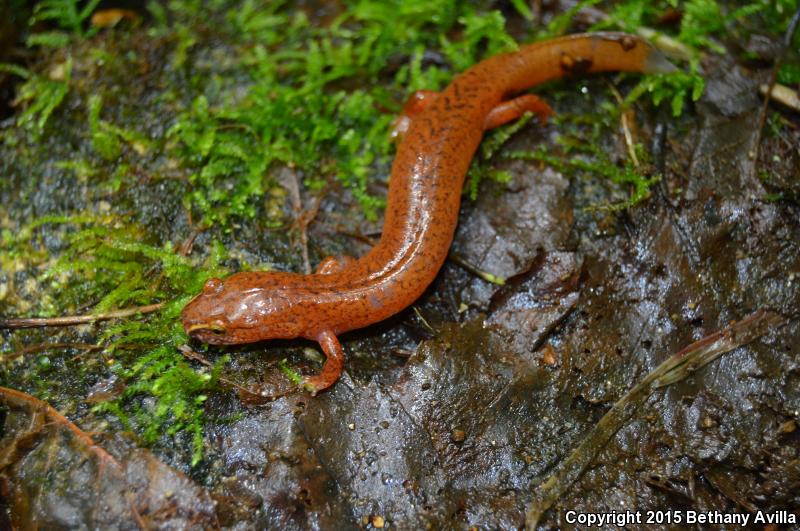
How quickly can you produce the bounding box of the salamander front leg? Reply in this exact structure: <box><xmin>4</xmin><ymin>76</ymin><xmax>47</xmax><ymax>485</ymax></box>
<box><xmin>302</xmin><ymin>330</ymin><xmax>345</xmax><ymax>396</ymax></box>
<box><xmin>484</xmin><ymin>94</ymin><xmax>554</xmax><ymax>130</ymax></box>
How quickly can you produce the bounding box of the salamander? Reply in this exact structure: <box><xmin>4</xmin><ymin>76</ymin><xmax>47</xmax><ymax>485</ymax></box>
<box><xmin>181</xmin><ymin>32</ymin><xmax>675</xmax><ymax>394</ymax></box>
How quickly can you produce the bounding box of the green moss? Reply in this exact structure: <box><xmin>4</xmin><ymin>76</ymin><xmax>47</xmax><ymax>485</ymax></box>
<box><xmin>778</xmin><ymin>63</ymin><xmax>800</xmax><ymax>85</ymax></box>
<box><xmin>0</xmin><ymin>58</ymin><xmax>72</xmax><ymax>138</ymax></box>
<box><xmin>466</xmin><ymin>112</ymin><xmax>535</xmax><ymax>201</ymax></box>
<box><xmin>103</xmin><ymin>340</ymin><xmax>231</xmax><ymax>467</ymax></box>
<box><xmin>158</xmin><ymin>0</ymin><xmax>527</xmax><ymax>222</ymax></box>
<box><xmin>507</xmin><ymin>106</ymin><xmax>659</xmax><ymax>211</ymax></box>
<box><xmin>24</xmin><ymin>0</ymin><xmax>100</xmax><ymax>48</ymax></box>
<box><xmin>762</xmin><ymin>192</ymin><xmax>784</xmax><ymax>202</ymax></box>
<box><xmin>30</xmin><ymin>0</ymin><xmax>101</xmax><ymax>36</ymax></box>
<box><xmin>681</xmin><ymin>0</ymin><xmax>766</xmax><ymax>52</ymax></box>
<box><xmin>278</xmin><ymin>359</ymin><xmax>303</xmax><ymax>386</ymax></box>
<box><xmin>88</xmin><ymin>95</ymin><xmax>122</xmax><ymax>160</ymax></box>
<box><xmin>3</xmin><ymin>0</ymin><xmax>537</xmax><ymax>465</ymax></box>
<box><xmin>5</xmin><ymin>215</ymin><xmax>230</xmax><ymax>464</ymax></box>
<box><xmin>760</xmin><ymin>0</ymin><xmax>800</xmax><ymax>47</ymax></box>
<box><xmin>626</xmin><ymin>57</ymin><xmax>705</xmax><ymax>117</ymax></box>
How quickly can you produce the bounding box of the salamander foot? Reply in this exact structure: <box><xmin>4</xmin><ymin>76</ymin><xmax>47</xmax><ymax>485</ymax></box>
<box><xmin>301</xmin><ymin>330</ymin><xmax>345</xmax><ymax>395</ymax></box>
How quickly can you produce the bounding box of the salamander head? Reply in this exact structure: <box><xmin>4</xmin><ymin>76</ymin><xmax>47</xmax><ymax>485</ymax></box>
<box><xmin>181</xmin><ymin>273</ymin><xmax>305</xmax><ymax>345</ymax></box>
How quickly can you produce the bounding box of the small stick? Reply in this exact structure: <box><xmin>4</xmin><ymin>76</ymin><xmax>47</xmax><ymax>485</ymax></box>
<box><xmin>178</xmin><ymin>344</ymin><xmax>287</xmax><ymax>402</ymax></box>
<box><xmin>179</xmin><ymin>224</ymin><xmax>208</xmax><ymax>256</ymax></box>
<box><xmin>750</xmin><ymin>6</ymin><xmax>800</xmax><ymax>161</ymax></box>
<box><xmin>525</xmin><ymin>309</ymin><xmax>787</xmax><ymax>528</ymax></box>
<box><xmin>0</xmin><ymin>385</ymin><xmax>112</xmax><ymax>457</ymax></box>
<box><xmin>412</xmin><ymin>307</ymin><xmax>435</xmax><ymax>334</ymax></box>
<box><xmin>608</xmin><ymin>83</ymin><xmax>639</xmax><ymax>167</ymax></box>
<box><xmin>0</xmin><ymin>386</ymin><xmax>149</xmax><ymax>528</ymax></box>
<box><xmin>0</xmin><ymin>302</ymin><xmax>163</xmax><ymax>329</ymax></box>
<box><xmin>282</xmin><ymin>167</ymin><xmax>322</xmax><ymax>275</ymax></box>
<box><xmin>447</xmin><ymin>252</ymin><xmax>506</xmax><ymax>285</ymax></box>
<box><xmin>759</xmin><ymin>83</ymin><xmax>800</xmax><ymax>113</ymax></box>
<box><xmin>296</xmin><ymin>194</ymin><xmax>322</xmax><ymax>274</ymax></box>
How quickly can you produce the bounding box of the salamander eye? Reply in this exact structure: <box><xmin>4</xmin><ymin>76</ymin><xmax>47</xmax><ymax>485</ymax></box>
<box><xmin>186</xmin><ymin>319</ymin><xmax>227</xmax><ymax>336</ymax></box>
<box><xmin>207</xmin><ymin>319</ymin><xmax>227</xmax><ymax>334</ymax></box>
<box><xmin>203</xmin><ymin>278</ymin><xmax>223</xmax><ymax>294</ymax></box>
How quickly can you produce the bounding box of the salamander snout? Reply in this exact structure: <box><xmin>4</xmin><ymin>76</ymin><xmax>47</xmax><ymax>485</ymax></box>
<box><xmin>183</xmin><ymin>313</ymin><xmax>233</xmax><ymax>344</ymax></box>
<box><xmin>181</xmin><ymin>272</ymin><xmax>308</xmax><ymax>345</ymax></box>
<box><xmin>181</xmin><ymin>278</ymin><xmax>237</xmax><ymax>344</ymax></box>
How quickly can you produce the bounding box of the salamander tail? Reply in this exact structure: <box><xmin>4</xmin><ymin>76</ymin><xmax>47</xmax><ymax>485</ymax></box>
<box><xmin>644</xmin><ymin>48</ymin><xmax>678</xmax><ymax>74</ymax></box>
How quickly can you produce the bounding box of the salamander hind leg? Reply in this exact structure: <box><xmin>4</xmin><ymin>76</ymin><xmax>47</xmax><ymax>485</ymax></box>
<box><xmin>316</xmin><ymin>255</ymin><xmax>355</xmax><ymax>275</ymax></box>
<box><xmin>391</xmin><ymin>89</ymin><xmax>439</xmax><ymax>140</ymax></box>
<box><xmin>484</xmin><ymin>94</ymin><xmax>554</xmax><ymax>130</ymax></box>
<box><xmin>302</xmin><ymin>330</ymin><xmax>345</xmax><ymax>396</ymax></box>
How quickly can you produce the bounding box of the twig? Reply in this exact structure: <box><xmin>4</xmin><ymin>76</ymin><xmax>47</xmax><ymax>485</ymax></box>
<box><xmin>0</xmin><ymin>302</ymin><xmax>163</xmax><ymax>329</ymax></box>
<box><xmin>447</xmin><ymin>252</ymin><xmax>506</xmax><ymax>285</ymax></box>
<box><xmin>296</xmin><ymin>194</ymin><xmax>322</xmax><ymax>274</ymax></box>
<box><xmin>750</xmin><ymin>5</ymin><xmax>800</xmax><ymax>161</ymax></box>
<box><xmin>177</xmin><ymin>344</ymin><xmax>289</xmax><ymax>402</ymax></box>
<box><xmin>281</xmin><ymin>167</ymin><xmax>322</xmax><ymax>275</ymax></box>
<box><xmin>0</xmin><ymin>386</ymin><xmax>148</xmax><ymax>528</ymax></box>
<box><xmin>412</xmin><ymin>307</ymin><xmax>435</xmax><ymax>334</ymax></box>
<box><xmin>608</xmin><ymin>83</ymin><xmax>639</xmax><ymax>167</ymax></box>
<box><xmin>390</xmin><ymin>348</ymin><xmax>415</xmax><ymax>358</ymax></box>
<box><xmin>759</xmin><ymin>83</ymin><xmax>800</xmax><ymax>113</ymax></box>
<box><xmin>179</xmin><ymin>225</ymin><xmax>208</xmax><ymax>256</ymax></box>
<box><xmin>525</xmin><ymin>309</ymin><xmax>787</xmax><ymax>528</ymax></box>
<box><xmin>0</xmin><ymin>386</ymin><xmax>113</xmax><ymax>458</ymax></box>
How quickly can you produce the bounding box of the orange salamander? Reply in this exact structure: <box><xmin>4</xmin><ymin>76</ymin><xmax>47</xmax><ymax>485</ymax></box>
<box><xmin>182</xmin><ymin>32</ymin><xmax>675</xmax><ymax>393</ymax></box>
